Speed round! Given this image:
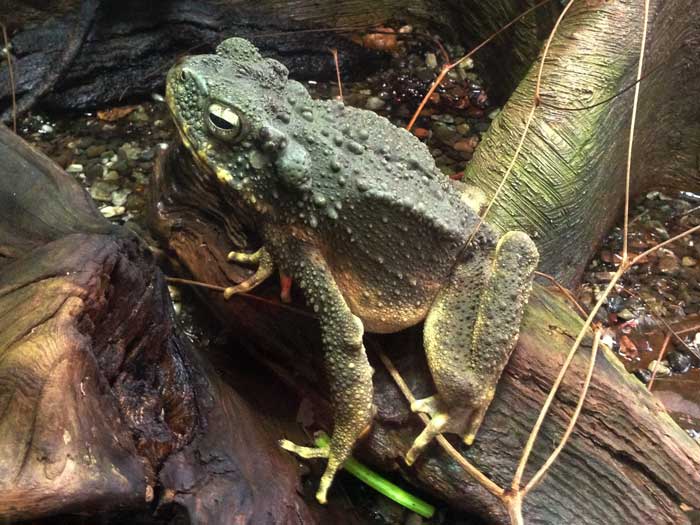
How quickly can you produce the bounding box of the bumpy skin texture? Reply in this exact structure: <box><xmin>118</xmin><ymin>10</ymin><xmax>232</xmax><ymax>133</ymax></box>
<box><xmin>166</xmin><ymin>38</ymin><xmax>539</xmax><ymax>503</ymax></box>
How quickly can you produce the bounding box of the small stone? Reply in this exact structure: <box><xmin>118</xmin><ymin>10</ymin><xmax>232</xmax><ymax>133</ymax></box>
<box><xmin>119</xmin><ymin>142</ymin><xmax>141</xmax><ymax>161</ymax></box>
<box><xmin>85</xmin><ymin>144</ymin><xmax>107</xmax><ymax>158</ymax></box>
<box><xmin>39</xmin><ymin>124</ymin><xmax>54</xmax><ymax>134</ymax></box>
<box><xmin>365</xmin><ymin>96</ymin><xmax>385</xmax><ymax>111</ymax></box>
<box><xmin>667</xmin><ymin>351</ymin><xmax>692</xmax><ymax>374</ymax></box>
<box><xmin>682</xmin><ymin>256</ymin><xmax>697</xmax><ymax>267</ymax></box>
<box><xmin>140</xmin><ymin>147</ymin><xmax>155</xmax><ymax>161</ymax></box>
<box><xmin>616</xmin><ymin>308</ymin><xmax>636</xmax><ymax>320</ymax></box>
<box><xmin>86</xmin><ymin>163</ymin><xmax>105</xmax><ymax>180</ymax></box>
<box><xmin>430</xmin><ymin>113</ymin><xmax>455</xmax><ymax>124</ymax></box>
<box><xmin>112</xmin><ymin>159</ymin><xmax>129</xmax><ymax>175</ymax></box>
<box><xmin>453</xmin><ymin>136</ymin><xmax>479</xmax><ymax>154</ymax></box>
<box><xmin>456</xmin><ymin>122</ymin><xmax>470</xmax><ymax>135</ymax></box>
<box><xmin>657</xmin><ymin>253</ymin><xmax>680</xmax><ymax>275</ymax></box>
<box><xmin>90</xmin><ymin>181</ymin><xmax>117</xmax><ymax>202</ymax></box>
<box><xmin>66</xmin><ymin>163</ymin><xmax>84</xmax><ymax>174</ymax></box>
<box><xmin>456</xmin><ymin>57</ymin><xmax>474</xmax><ymax>70</ymax></box>
<box><xmin>412</xmin><ymin>127</ymin><xmax>430</xmax><ymax>139</ymax></box>
<box><xmin>103</xmin><ymin>170</ymin><xmax>120</xmax><ymax>181</ymax></box>
<box><xmin>634</xmin><ymin>369</ymin><xmax>652</xmax><ymax>384</ymax></box>
<box><xmin>111</xmin><ymin>188</ymin><xmax>132</xmax><ymax>207</ymax></box>
<box><xmin>100</xmin><ymin>205</ymin><xmax>125</xmax><ymax>218</ymax></box>
<box><xmin>647</xmin><ymin>360</ymin><xmax>671</xmax><ymax>377</ymax></box>
<box><xmin>425</xmin><ymin>52</ymin><xmax>438</xmax><ymax>70</ymax></box>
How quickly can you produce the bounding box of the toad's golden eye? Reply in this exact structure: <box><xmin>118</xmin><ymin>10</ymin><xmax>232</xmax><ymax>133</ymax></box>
<box><xmin>207</xmin><ymin>103</ymin><xmax>243</xmax><ymax>141</ymax></box>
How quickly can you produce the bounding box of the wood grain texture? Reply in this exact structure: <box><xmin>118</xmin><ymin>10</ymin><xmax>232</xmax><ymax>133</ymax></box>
<box><xmin>0</xmin><ymin>124</ymin><xmax>315</xmax><ymax>524</ymax></box>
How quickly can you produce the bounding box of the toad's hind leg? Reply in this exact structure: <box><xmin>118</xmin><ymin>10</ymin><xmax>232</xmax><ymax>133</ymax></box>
<box><xmin>406</xmin><ymin>231</ymin><xmax>538</xmax><ymax>465</ymax></box>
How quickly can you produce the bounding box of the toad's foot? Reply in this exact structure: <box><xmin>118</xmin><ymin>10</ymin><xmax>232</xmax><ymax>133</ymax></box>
<box><xmin>405</xmin><ymin>394</ymin><xmax>492</xmax><ymax>465</ymax></box>
<box><xmin>279</xmin><ymin>439</ymin><xmax>332</xmax><ymax>503</ymax></box>
<box><xmin>223</xmin><ymin>246</ymin><xmax>274</xmax><ymax>299</ymax></box>
<box><xmin>408</xmin><ymin>231</ymin><xmax>538</xmax><ymax>465</ymax></box>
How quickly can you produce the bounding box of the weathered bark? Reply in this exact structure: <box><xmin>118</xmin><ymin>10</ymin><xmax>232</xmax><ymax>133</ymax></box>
<box><xmin>464</xmin><ymin>0</ymin><xmax>700</xmax><ymax>285</ymax></box>
<box><xmin>149</xmin><ymin>145</ymin><xmax>700</xmax><ymax>525</ymax></box>
<box><xmin>0</xmin><ymin>0</ymin><xmax>552</xmax><ymax>116</ymax></box>
<box><xmin>0</xmin><ymin>124</ymin><xmax>315</xmax><ymax>524</ymax></box>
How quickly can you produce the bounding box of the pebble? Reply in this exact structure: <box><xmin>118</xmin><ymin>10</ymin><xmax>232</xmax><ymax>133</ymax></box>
<box><xmin>66</xmin><ymin>163</ymin><xmax>84</xmax><ymax>174</ymax></box>
<box><xmin>103</xmin><ymin>170</ymin><xmax>120</xmax><ymax>181</ymax></box>
<box><xmin>111</xmin><ymin>188</ymin><xmax>132</xmax><ymax>207</ymax></box>
<box><xmin>86</xmin><ymin>144</ymin><xmax>107</xmax><ymax>158</ymax></box>
<box><xmin>657</xmin><ymin>253</ymin><xmax>680</xmax><ymax>275</ymax></box>
<box><xmin>119</xmin><ymin>142</ymin><xmax>141</xmax><ymax>161</ymax></box>
<box><xmin>452</xmin><ymin>136</ymin><xmax>478</xmax><ymax>154</ymax></box>
<box><xmin>90</xmin><ymin>181</ymin><xmax>118</xmax><ymax>202</ymax></box>
<box><xmin>100</xmin><ymin>205</ymin><xmax>125</xmax><ymax>218</ymax></box>
<box><xmin>634</xmin><ymin>369</ymin><xmax>652</xmax><ymax>383</ymax></box>
<box><xmin>39</xmin><ymin>124</ymin><xmax>54</xmax><ymax>134</ymax></box>
<box><xmin>365</xmin><ymin>96</ymin><xmax>385</xmax><ymax>111</ymax></box>
<box><xmin>666</xmin><ymin>351</ymin><xmax>691</xmax><ymax>374</ymax></box>
<box><xmin>647</xmin><ymin>360</ymin><xmax>671</xmax><ymax>377</ymax></box>
<box><xmin>456</xmin><ymin>122</ymin><xmax>470</xmax><ymax>135</ymax></box>
<box><xmin>424</xmin><ymin>52</ymin><xmax>438</xmax><ymax>70</ymax></box>
<box><xmin>86</xmin><ymin>163</ymin><xmax>105</xmax><ymax>179</ymax></box>
<box><xmin>682</xmin><ymin>256</ymin><xmax>697</xmax><ymax>267</ymax></box>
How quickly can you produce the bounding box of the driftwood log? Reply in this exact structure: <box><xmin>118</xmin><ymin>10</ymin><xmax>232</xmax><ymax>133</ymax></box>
<box><xmin>0</xmin><ymin>123</ymin><xmax>319</xmax><ymax>524</ymax></box>
<box><xmin>148</xmin><ymin>145</ymin><xmax>700</xmax><ymax>524</ymax></box>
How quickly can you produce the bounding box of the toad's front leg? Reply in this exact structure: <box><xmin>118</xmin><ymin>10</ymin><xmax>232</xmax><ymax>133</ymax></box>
<box><xmin>406</xmin><ymin>231</ymin><xmax>538</xmax><ymax>464</ymax></box>
<box><xmin>278</xmin><ymin>246</ymin><xmax>374</xmax><ymax>504</ymax></box>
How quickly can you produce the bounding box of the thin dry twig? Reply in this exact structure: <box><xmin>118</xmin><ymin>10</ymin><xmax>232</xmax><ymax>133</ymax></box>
<box><xmin>622</xmin><ymin>0</ymin><xmax>652</xmax><ymax>261</ymax></box>
<box><xmin>329</xmin><ymin>48</ymin><xmax>343</xmax><ymax>101</ymax></box>
<box><xmin>647</xmin><ymin>332</ymin><xmax>671</xmax><ymax>391</ymax></box>
<box><xmin>0</xmin><ymin>23</ymin><xmax>16</xmax><ymax>132</ymax></box>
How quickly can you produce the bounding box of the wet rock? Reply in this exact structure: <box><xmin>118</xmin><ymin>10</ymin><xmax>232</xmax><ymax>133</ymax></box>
<box><xmin>90</xmin><ymin>181</ymin><xmax>118</xmax><ymax>202</ymax></box>
<box><xmin>667</xmin><ymin>351</ymin><xmax>692</xmax><ymax>374</ymax></box>
<box><xmin>100</xmin><ymin>205</ymin><xmax>126</xmax><ymax>218</ymax></box>
<box><xmin>682</xmin><ymin>256</ymin><xmax>697</xmax><ymax>267</ymax></box>
<box><xmin>634</xmin><ymin>369</ymin><xmax>652</xmax><ymax>384</ymax></box>
<box><xmin>66</xmin><ymin>163</ymin><xmax>84</xmax><ymax>174</ymax></box>
<box><xmin>111</xmin><ymin>188</ymin><xmax>132</xmax><ymax>207</ymax></box>
<box><xmin>365</xmin><ymin>96</ymin><xmax>385</xmax><ymax>111</ymax></box>
<box><xmin>86</xmin><ymin>144</ymin><xmax>107</xmax><ymax>158</ymax></box>
<box><xmin>86</xmin><ymin>163</ymin><xmax>105</xmax><ymax>180</ymax></box>
<box><xmin>456</xmin><ymin>122</ymin><xmax>470</xmax><ymax>135</ymax></box>
<box><xmin>424</xmin><ymin>52</ymin><xmax>438</xmax><ymax>70</ymax></box>
<box><xmin>648</xmin><ymin>360</ymin><xmax>671</xmax><ymax>377</ymax></box>
<box><xmin>657</xmin><ymin>253</ymin><xmax>681</xmax><ymax>275</ymax></box>
<box><xmin>119</xmin><ymin>142</ymin><xmax>141</xmax><ymax>161</ymax></box>
<box><xmin>452</xmin><ymin>136</ymin><xmax>479</xmax><ymax>154</ymax></box>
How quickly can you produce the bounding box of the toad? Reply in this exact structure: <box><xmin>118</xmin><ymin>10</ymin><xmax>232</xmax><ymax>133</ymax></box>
<box><xmin>165</xmin><ymin>38</ymin><xmax>539</xmax><ymax>503</ymax></box>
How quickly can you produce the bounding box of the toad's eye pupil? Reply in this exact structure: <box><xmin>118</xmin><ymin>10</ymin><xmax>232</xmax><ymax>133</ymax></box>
<box><xmin>209</xmin><ymin>112</ymin><xmax>235</xmax><ymax>130</ymax></box>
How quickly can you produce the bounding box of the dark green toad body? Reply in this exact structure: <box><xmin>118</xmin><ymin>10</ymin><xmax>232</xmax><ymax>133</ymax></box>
<box><xmin>166</xmin><ymin>38</ymin><xmax>539</xmax><ymax>503</ymax></box>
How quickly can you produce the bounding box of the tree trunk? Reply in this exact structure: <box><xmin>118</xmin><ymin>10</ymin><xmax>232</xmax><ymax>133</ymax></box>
<box><xmin>464</xmin><ymin>0</ymin><xmax>700</xmax><ymax>285</ymax></box>
<box><xmin>148</xmin><ymin>145</ymin><xmax>700</xmax><ymax>524</ymax></box>
<box><xmin>0</xmin><ymin>124</ymin><xmax>316</xmax><ymax>524</ymax></box>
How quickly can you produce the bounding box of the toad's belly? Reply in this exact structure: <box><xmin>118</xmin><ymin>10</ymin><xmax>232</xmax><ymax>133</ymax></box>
<box><xmin>331</xmin><ymin>264</ymin><xmax>447</xmax><ymax>334</ymax></box>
